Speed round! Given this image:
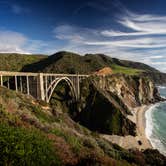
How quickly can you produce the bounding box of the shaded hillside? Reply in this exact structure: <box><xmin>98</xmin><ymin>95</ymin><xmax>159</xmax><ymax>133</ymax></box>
<box><xmin>141</xmin><ymin>72</ymin><xmax>166</xmax><ymax>85</ymax></box>
<box><xmin>0</xmin><ymin>53</ymin><xmax>47</xmax><ymax>71</ymax></box>
<box><xmin>0</xmin><ymin>86</ymin><xmax>166</xmax><ymax>166</ymax></box>
<box><xmin>22</xmin><ymin>51</ymin><xmax>142</xmax><ymax>75</ymax></box>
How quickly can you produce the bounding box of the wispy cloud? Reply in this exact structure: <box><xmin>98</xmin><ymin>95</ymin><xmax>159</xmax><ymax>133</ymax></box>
<box><xmin>11</xmin><ymin>4</ymin><xmax>23</xmax><ymax>14</ymax></box>
<box><xmin>53</xmin><ymin>19</ymin><xmax>166</xmax><ymax>72</ymax></box>
<box><xmin>101</xmin><ymin>10</ymin><xmax>166</xmax><ymax>37</ymax></box>
<box><xmin>11</xmin><ymin>4</ymin><xmax>30</xmax><ymax>14</ymax></box>
<box><xmin>1</xmin><ymin>0</ymin><xmax>166</xmax><ymax>72</ymax></box>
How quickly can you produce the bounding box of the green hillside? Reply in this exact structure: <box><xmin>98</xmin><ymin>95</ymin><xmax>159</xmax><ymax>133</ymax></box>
<box><xmin>0</xmin><ymin>53</ymin><xmax>47</xmax><ymax>72</ymax></box>
<box><xmin>0</xmin><ymin>86</ymin><xmax>165</xmax><ymax>165</ymax></box>
<box><xmin>22</xmin><ymin>51</ymin><xmax>144</xmax><ymax>75</ymax></box>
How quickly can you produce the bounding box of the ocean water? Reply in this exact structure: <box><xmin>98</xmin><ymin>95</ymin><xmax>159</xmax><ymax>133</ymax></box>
<box><xmin>145</xmin><ymin>86</ymin><xmax>166</xmax><ymax>156</ymax></box>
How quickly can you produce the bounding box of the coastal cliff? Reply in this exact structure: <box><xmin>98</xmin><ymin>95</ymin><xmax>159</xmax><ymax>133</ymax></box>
<box><xmin>1</xmin><ymin>51</ymin><xmax>166</xmax><ymax>165</ymax></box>
<box><xmin>76</xmin><ymin>74</ymin><xmax>161</xmax><ymax>136</ymax></box>
<box><xmin>47</xmin><ymin>73</ymin><xmax>162</xmax><ymax>136</ymax></box>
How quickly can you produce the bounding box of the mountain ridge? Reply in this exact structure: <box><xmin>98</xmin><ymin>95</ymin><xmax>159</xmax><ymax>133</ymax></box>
<box><xmin>22</xmin><ymin>51</ymin><xmax>157</xmax><ymax>74</ymax></box>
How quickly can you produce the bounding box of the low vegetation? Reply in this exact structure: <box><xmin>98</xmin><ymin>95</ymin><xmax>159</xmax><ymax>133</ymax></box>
<box><xmin>0</xmin><ymin>53</ymin><xmax>47</xmax><ymax>71</ymax></box>
<box><xmin>0</xmin><ymin>123</ymin><xmax>61</xmax><ymax>166</ymax></box>
<box><xmin>0</xmin><ymin>87</ymin><xmax>165</xmax><ymax>165</ymax></box>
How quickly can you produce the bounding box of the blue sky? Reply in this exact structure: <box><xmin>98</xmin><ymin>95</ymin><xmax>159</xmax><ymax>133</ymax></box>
<box><xmin>0</xmin><ymin>0</ymin><xmax>166</xmax><ymax>72</ymax></box>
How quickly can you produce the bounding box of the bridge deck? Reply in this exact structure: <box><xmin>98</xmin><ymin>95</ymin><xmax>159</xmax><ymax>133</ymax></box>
<box><xmin>0</xmin><ymin>71</ymin><xmax>89</xmax><ymax>77</ymax></box>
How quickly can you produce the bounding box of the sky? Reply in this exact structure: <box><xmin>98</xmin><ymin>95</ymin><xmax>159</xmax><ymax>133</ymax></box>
<box><xmin>0</xmin><ymin>0</ymin><xmax>166</xmax><ymax>72</ymax></box>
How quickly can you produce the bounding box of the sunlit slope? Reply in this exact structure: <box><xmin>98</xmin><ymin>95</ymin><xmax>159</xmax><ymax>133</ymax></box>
<box><xmin>0</xmin><ymin>53</ymin><xmax>47</xmax><ymax>71</ymax></box>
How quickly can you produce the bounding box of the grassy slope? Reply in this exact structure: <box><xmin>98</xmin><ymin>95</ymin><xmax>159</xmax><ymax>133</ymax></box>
<box><xmin>0</xmin><ymin>53</ymin><xmax>47</xmax><ymax>71</ymax></box>
<box><xmin>1</xmin><ymin>51</ymin><xmax>159</xmax><ymax>76</ymax></box>
<box><xmin>111</xmin><ymin>64</ymin><xmax>142</xmax><ymax>75</ymax></box>
<box><xmin>1</xmin><ymin>87</ymin><xmax>165</xmax><ymax>165</ymax></box>
<box><xmin>22</xmin><ymin>51</ymin><xmax>143</xmax><ymax>75</ymax></box>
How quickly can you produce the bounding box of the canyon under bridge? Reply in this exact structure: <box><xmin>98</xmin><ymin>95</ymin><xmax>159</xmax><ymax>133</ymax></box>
<box><xmin>0</xmin><ymin>71</ymin><xmax>89</xmax><ymax>103</ymax></box>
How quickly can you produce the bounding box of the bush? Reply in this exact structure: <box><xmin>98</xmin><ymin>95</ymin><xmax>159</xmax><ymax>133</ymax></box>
<box><xmin>0</xmin><ymin>123</ymin><xmax>61</xmax><ymax>166</ymax></box>
<box><xmin>51</xmin><ymin>128</ymin><xmax>82</xmax><ymax>153</ymax></box>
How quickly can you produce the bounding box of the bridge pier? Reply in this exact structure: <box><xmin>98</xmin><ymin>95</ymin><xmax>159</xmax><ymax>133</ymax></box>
<box><xmin>7</xmin><ymin>77</ymin><xmax>10</xmax><ymax>89</ymax></box>
<box><xmin>20</xmin><ymin>77</ymin><xmax>23</xmax><ymax>92</ymax></box>
<box><xmin>38</xmin><ymin>73</ymin><xmax>45</xmax><ymax>101</ymax></box>
<box><xmin>26</xmin><ymin>76</ymin><xmax>30</xmax><ymax>95</ymax></box>
<box><xmin>15</xmin><ymin>76</ymin><xmax>18</xmax><ymax>91</ymax></box>
<box><xmin>45</xmin><ymin>75</ymin><xmax>48</xmax><ymax>101</ymax></box>
<box><xmin>76</xmin><ymin>74</ymin><xmax>80</xmax><ymax>101</ymax></box>
<box><xmin>0</xmin><ymin>75</ymin><xmax>3</xmax><ymax>86</ymax></box>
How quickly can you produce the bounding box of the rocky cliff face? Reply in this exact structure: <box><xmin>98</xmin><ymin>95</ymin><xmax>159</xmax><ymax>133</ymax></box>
<box><xmin>92</xmin><ymin>74</ymin><xmax>161</xmax><ymax>108</ymax></box>
<box><xmin>77</xmin><ymin>74</ymin><xmax>161</xmax><ymax>136</ymax></box>
<box><xmin>46</xmin><ymin>74</ymin><xmax>162</xmax><ymax>136</ymax></box>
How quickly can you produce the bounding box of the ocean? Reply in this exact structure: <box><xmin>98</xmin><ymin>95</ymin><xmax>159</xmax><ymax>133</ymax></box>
<box><xmin>145</xmin><ymin>86</ymin><xmax>166</xmax><ymax>156</ymax></box>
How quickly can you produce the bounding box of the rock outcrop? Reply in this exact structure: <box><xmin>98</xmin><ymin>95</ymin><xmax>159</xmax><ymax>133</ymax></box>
<box><xmin>77</xmin><ymin>74</ymin><xmax>162</xmax><ymax>136</ymax></box>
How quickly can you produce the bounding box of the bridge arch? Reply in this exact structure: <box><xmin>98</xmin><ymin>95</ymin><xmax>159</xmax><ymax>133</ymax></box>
<box><xmin>46</xmin><ymin>77</ymin><xmax>76</xmax><ymax>103</ymax></box>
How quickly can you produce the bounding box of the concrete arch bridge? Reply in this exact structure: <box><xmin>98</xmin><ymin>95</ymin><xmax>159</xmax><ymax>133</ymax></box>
<box><xmin>0</xmin><ymin>71</ymin><xmax>88</xmax><ymax>102</ymax></box>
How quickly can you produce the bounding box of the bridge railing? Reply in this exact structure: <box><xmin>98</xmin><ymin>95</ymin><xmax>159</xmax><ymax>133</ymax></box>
<box><xmin>0</xmin><ymin>71</ymin><xmax>89</xmax><ymax>77</ymax></box>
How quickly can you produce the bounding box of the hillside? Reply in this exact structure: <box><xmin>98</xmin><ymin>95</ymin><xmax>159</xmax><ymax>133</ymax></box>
<box><xmin>0</xmin><ymin>86</ymin><xmax>166</xmax><ymax>165</ymax></box>
<box><xmin>1</xmin><ymin>51</ymin><xmax>165</xmax><ymax>84</ymax></box>
<box><xmin>22</xmin><ymin>51</ymin><xmax>143</xmax><ymax>75</ymax></box>
<box><xmin>21</xmin><ymin>51</ymin><xmax>166</xmax><ymax>85</ymax></box>
<box><xmin>1</xmin><ymin>51</ymin><xmax>166</xmax><ymax>165</ymax></box>
<box><xmin>0</xmin><ymin>53</ymin><xmax>47</xmax><ymax>72</ymax></box>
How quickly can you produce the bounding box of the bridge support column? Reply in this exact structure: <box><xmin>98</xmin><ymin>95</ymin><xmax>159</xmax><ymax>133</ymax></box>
<box><xmin>7</xmin><ymin>77</ymin><xmax>10</xmax><ymax>89</ymax></box>
<box><xmin>45</xmin><ymin>76</ymin><xmax>48</xmax><ymax>101</ymax></box>
<box><xmin>20</xmin><ymin>77</ymin><xmax>23</xmax><ymax>92</ymax></box>
<box><xmin>0</xmin><ymin>75</ymin><xmax>3</xmax><ymax>86</ymax></box>
<box><xmin>76</xmin><ymin>74</ymin><xmax>80</xmax><ymax>101</ymax></box>
<box><xmin>26</xmin><ymin>76</ymin><xmax>30</xmax><ymax>95</ymax></box>
<box><xmin>38</xmin><ymin>73</ymin><xmax>45</xmax><ymax>101</ymax></box>
<box><xmin>15</xmin><ymin>76</ymin><xmax>18</xmax><ymax>91</ymax></box>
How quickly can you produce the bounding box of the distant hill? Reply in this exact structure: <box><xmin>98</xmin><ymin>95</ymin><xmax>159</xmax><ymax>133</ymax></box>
<box><xmin>22</xmin><ymin>51</ymin><xmax>151</xmax><ymax>75</ymax></box>
<box><xmin>0</xmin><ymin>53</ymin><xmax>47</xmax><ymax>72</ymax></box>
<box><xmin>1</xmin><ymin>51</ymin><xmax>165</xmax><ymax>84</ymax></box>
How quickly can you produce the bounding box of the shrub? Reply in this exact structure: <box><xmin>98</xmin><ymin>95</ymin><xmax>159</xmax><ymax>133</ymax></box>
<box><xmin>0</xmin><ymin>123</ymin><xmax>61</xmax><ymax>166</ymax></box>
<box><xmin>51</xmin><ymin>128</ymin><xmax>82</xmax><ymax>153</ymax></box>
<box><xmin>31</xmin><ymin>105</ymin><xmax>55</xmax><ymax>123</ymax></box>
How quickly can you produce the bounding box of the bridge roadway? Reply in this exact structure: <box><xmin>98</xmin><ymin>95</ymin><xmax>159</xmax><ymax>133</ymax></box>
<box><xmin>0</xmin><ymin>71</ymin><xmax>89</xmax><ymax>102</ymax></box>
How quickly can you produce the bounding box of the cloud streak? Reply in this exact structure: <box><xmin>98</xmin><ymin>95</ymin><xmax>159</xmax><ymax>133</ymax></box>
<box><xmin>0</xmin><ymin>1</ymin><xmax>166</xmax><ymax>72</ymax></box>
<box><xmin>53</xmin><ymin>13</ymin><xmax>166</xmax><ymax>72</ymax></box>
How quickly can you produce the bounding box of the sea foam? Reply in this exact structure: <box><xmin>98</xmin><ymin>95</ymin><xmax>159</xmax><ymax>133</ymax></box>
<box><xmin>145</xmin><ymin>103</ymin><xmax>166</xmax><ymax>156</ymax></box>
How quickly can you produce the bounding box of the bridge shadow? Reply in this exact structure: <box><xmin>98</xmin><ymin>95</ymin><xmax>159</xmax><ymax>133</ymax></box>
<box><xmin>49</xmin><ymin>80</ymin><xmax>79</xmax><ymax>119</ymax></box>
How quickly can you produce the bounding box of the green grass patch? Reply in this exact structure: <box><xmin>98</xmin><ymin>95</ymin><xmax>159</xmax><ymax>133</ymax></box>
<box><xmin>111</xmin><ymin>64</ymin><xmax>142</xmax><ymax>75</ymax></box>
